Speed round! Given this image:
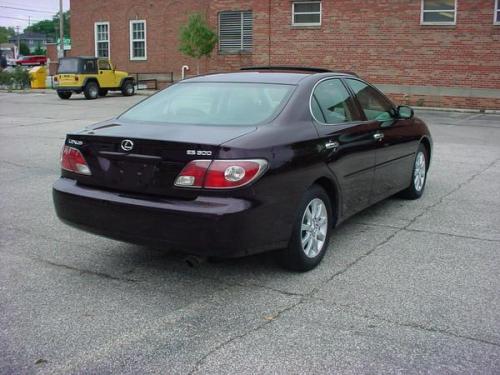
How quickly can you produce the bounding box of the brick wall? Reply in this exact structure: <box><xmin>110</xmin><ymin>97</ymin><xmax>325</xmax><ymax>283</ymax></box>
<box><xmin>70</xmin><ymin>0</ymin><xmax>500</xmax><ymax>109</ymax></box>
<box><xmin>70</xmin><ymin>0</ymin><xmax>210</xmax><ymax>78</ymax></box>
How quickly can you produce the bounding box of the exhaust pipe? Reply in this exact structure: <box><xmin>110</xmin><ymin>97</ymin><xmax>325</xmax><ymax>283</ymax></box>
<box><xmin>184</xmin><ymin>255</ymin><xmax>207</xmax><ymax>268</ymax></box>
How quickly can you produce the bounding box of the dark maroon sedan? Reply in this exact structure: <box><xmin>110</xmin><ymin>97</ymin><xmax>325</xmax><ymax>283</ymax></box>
<box><xmin>53</xmin><ymin>67</ymin><xmax>432</xmax><ymax>271</ymax></box>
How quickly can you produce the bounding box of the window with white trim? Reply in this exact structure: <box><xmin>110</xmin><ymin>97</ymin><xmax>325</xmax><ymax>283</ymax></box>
<box><xmin>130</xmin><ymin>20</ymin><xmax>147</xmax><ymax>60</ymax></box>
<box><xmin>94</xmin><ymin>22</ymin><xmax>110</xmax><ymax>58</ymax></box>
<box><xmin>292</xmin><ymin>1</ymin><xmax>322</xmax><ymax>26</ymax></box>
<box><xmin>421</xmin><ymin>0</ymin><xmax>457</xmax><ymax>25</ymax></box>
<box><xmin>218</xmin><ymin>11</ymin><xmax>252</xmax><ymax>53</ymax></box>
<box><xmin>495</xmin><ymin>0</ymin><xmax>500</xmax><ymax>24</ymax></box>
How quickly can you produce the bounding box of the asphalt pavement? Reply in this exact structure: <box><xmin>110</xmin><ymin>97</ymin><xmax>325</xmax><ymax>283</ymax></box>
<box><xmin>1</xmin><ymin>91</ymin><xmax>499</xmax><ymax>374</ymax></box>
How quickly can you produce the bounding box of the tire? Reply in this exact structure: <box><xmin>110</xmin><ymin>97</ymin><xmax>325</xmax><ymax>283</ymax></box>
<box><xmin>84</xmin><ymin>81</ymin><xmax>99</xmax><ymax>100</ymax></box>
<box><xmin>121</xmin><ymin>80</ymin><xmax>135</xmax><ymax>96</ymax></box>
<box><xmin>57</xmin><ymin>90</ymin><xmax>71</xmax><ymax>100</ymax></box>
<box><xmin>281</xmin><ymin>185</ymin><xmax>332</xmax><ymax>272</ymax></box>
<box><xmin>98</xmin><ymin>89</ymin><xmax>108</xmax><ymax>97</ymax></box>
<box><xmin>400</xmin><ymin>143</ymin><xmax>428</xmax><ymax>200</ymax></box>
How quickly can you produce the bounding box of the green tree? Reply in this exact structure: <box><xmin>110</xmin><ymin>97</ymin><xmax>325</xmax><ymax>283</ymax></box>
<box><xmin>0</xmin><ymin>26</ymin><xmax>16</xmax><ymax>43</ymax></box>
<box><xmin>25</xmin><ymin>11</ymin><xmax>70</xmax><ymax>40</ymax></box>
<box><xmin>179</xmin><ymin>13</ymin><xmax>217</xmax><ymax>75</ymax></box>
<box><xmin>32</xmin><ymin>47</ymin><xmax>47</xmax><ymax>56</ymax></box>
<box><xmin>19</xmin><ymin>42</ymin><xmax>30</xmax><ymax>56</ymax></box>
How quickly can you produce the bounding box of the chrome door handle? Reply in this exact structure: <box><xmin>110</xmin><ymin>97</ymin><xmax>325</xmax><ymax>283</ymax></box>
<box><xmin>373</xmin><ymin>132</ymin><xmax>384</xmax><ymax>140</ymax></box>
<box><xmin>325</xmin><ymin>141</ymin><xmax>339</xmax><ymax>150</ymax></box>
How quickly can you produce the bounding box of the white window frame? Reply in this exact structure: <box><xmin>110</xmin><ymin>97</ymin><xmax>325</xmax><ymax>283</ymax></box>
<box><xmin>292</xmin><ymin>1</ymin><xmax>322</xmax><ymax>27</ymax></box>
<box><xmin>495</xmin><ymin>0</ymin><xmax>500</xmax><ymax>25</ymax></box>
<box><xmin>129</xmin><ymin>20</ymin><xmax>147</xmax><ymax>61</ymax></box>
<box><xmin>94</xmin><ymin>21</ymin><xmax>110</xmax><ymax>58</ymax></box>
<box><xmin>420</xmin><ymin>0</ymin><xmax>457</xmax><ymax>25</ymax></box>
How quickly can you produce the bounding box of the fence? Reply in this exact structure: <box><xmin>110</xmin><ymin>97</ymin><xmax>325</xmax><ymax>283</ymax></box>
<box><xmin>134</xmin><ymin>72</ymin><xmax>174</xmax><ymax>90</ymax></box>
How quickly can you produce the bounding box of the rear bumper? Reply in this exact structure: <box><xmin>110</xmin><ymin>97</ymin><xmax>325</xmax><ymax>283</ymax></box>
<box><xmin>56</xmin><ymin>86</ymin><xmax>83</xmax><ymax>93</ymax></box>
<box><xmin>52</xmin><ymin>178</ymin><xmax>289</xmax><ymax>257</ymax></box>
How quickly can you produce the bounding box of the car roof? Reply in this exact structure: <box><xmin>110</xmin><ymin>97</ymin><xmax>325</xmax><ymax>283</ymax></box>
<box><xmin>61</xmin><ymin>56</ymin><xmax>101</xmax><ymax>60</ymax></box>
<box><xmin>184</xmin><ymin>70</ymin><xmax>357</xmax><ymax>85</ymax></box>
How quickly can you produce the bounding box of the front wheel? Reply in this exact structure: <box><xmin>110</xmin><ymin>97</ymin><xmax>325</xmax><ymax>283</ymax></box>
<box><xmin>400</xmin><ymin>143</ymin><xmax>428</xmax><ymax>200</ymax></box>
<box><xmin>57</xmin><ymin>90</ymin><xmax>71</xmax><ymax>100</ymax></box>
<box><xmin>280</xmin><ymin>185</ymin><xmax>332</xmax><ymax>272</ymax></box>
<box><xmin>121</xmin><ymin>81</ymin><xmax>135</xmax><ymax>96</ymax></box>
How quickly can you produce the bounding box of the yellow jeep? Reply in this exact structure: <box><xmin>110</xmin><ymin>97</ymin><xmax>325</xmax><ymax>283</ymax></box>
<box><xmin>55</xmin><ymin>57</ymin><xmax>135</xmax><ymax>99</ymax></box>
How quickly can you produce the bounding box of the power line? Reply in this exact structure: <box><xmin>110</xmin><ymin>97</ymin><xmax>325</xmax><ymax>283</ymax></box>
<box><xmin>0</xmin><ymin>15</ymin><xmax>42</xmax><ymax>22</ymax></box>
<box><xmin>0</xmin><ymin>0</ymin><xmax>55</xmax><ymax>11</ymax></box>
<box><xmin>0</xmin><ymin>5</ymin><xmax>56</xmax><ymax>14</ymax></box>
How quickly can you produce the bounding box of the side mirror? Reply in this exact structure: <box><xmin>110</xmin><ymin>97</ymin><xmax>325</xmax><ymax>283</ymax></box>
<box><xmin>397</xmin><ymin>105</ymin><xmax>414</xmax><ymax>119</ymax></box>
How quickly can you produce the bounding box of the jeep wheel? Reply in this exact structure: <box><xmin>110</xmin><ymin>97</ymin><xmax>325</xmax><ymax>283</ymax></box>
<box><xmin>84</xmin><ymin>81</ymin><xmax>99</xmax><ymax>100</ymax></box>
<box><xmin>121</xmin><ymin>81</ymin><xmax>135</xmax><ymax>96</ymax></box>
<box><xmin>57</xmin><ymin>90</ymin><xmax>71</xmax><ymax>100</ymax></box>
<box><xmin>98</xmin><ymin>89</ymin><xmax>108</xmax><ymax>97</ymax></box>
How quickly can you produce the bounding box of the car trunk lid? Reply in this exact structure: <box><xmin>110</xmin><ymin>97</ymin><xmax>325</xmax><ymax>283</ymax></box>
<box><xmin>65</xmin><ymin>121</ymin><xmax>256</xmax><ymax>198</ymax></box>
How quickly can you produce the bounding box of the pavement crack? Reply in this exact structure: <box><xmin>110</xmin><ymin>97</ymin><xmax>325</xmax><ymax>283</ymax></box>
<box><xmin>188</xmin><ymin>297</ymin><xmax>303</xmax><ymax>375</ymax></box>
<box><xmin>311</xmin><ymin>156</ymin><xmax>500</xmax><ymax>295</ymax></box>
<box><xmin>188</xmin><ymin>272</ymin><xmax>306</xmax><ymax>298</ymax></box>
<box><xmin>40</xmin><ymin>259</ymin><xmax>139</xmax><ymax>282</ymax></box>
<box><xmin>331</xmin><ymin>302</ymin><xmax>500</xmax><ymax>348</ymax></box>
<box><xmin>355</xmin><ymin>222</ymin><xmax>500</xmax><ymax>243</ymax></box>
<box><xmin>5</xmin><ymin>224</ymin><xmax>120</xmax><ymax>258</ymax></box>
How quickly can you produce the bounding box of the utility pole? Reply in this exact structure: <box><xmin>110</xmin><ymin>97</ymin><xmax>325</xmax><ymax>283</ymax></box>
<box><xmin>16</xmin><ymin>26</ymin><xmax>20</xmax><ymax>52</ymax></box>
<box><xmin>59</xmin><ymin>0</ymin><xmax>64</xmax><ymax>58</ymax></box>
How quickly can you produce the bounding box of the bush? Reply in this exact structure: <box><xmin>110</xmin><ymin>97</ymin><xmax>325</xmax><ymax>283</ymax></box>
<box><xmin>0</xmin><ymin>66</ymin><xmax>33</xmax><ymax>89</ymax></box>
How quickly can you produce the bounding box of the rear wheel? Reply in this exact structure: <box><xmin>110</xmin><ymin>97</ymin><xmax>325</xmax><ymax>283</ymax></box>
<box><xmin>84</xmin><ymin>81</ymin><xmax>99</xmax><ymax>100</ymax></box>
<box><xmin>400</xmin><ymin>143</ymin><xmax>428</xmax><ymax>200</ymax></box>
<box><xmin>98</xmin><ymin>88</ymin><xmax>108</xmax><ymax>97</ymax></box>
<box><xmin>57</xmin><ymin>90</ymin><xmax>71</xmax><ymax>100</ymax></box>
<box><xmin>121</xmin><ymin>80</ymin><xmax>135</xmax><ymax>96</ymax></box>
<box><xmin>281</xmin><ymin>185</ymin><xmax>332</xmax><ymax>272</ymax></box>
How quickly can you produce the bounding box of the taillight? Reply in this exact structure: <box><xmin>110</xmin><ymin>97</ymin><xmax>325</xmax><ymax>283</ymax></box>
<box><xmin>75</xmin><ymin>76</ymin><xmax>79</xmax><ymax>81</ymax></box>
<box><xmin>174</xmin><ymin>159</ymin><xmax>267</xmax><ymax>189</ymax></box>
<box><xmin>174</xmin><ymin>160</ymin><xmax>211</xmax><ymax>188</ymax></box>
<box><xmin>60</xmin><ymin>146</ymin><xmax>91</xmax><ymax>175</ymax></box>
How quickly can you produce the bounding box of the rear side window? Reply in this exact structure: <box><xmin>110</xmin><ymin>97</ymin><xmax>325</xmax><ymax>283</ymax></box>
<box><xmin>311</xmin><ymin>79</ymin><xmax>355</xmax><ymax>124</ymax></box>
<box><xmin>82</xmin><ymin>60</ymin><xmax>96</xmax><ymax>73</ymax></box>
<box><xmin>346</xmin><ymin>79</ymin><xmax>394</xmax><ymax>121</ymax></box>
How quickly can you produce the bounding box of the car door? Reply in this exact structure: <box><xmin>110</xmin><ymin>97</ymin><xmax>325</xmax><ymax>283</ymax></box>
<box><xmin>311</xmin><ymin>78</ymin><xmax>380</xmax><ymax>218</ymax></box>
<box><xmin>98</xmin><ymin>59</ymin><xmax>115</xmax><ymax>88</ymax></box>
<box><xmin>344</xmin><ymin>78</ymin><xmax>418</xmax><ymax>202</ymax></box>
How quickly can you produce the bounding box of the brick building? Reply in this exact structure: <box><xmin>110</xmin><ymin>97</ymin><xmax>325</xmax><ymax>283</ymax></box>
<box><xmin>70</xmin><ymin>0</ymin><xmax>500</xmax><ymax>109</ymax></box>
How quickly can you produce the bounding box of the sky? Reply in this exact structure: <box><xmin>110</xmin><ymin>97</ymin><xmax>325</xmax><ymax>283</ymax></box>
<box><xmin>0</xmin><ymin>0</ymin><xmax>70</xmax><ymax>31</ymax></box>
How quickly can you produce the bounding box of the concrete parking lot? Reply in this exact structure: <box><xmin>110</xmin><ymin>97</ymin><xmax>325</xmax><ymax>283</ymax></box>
<box><xmin>1</xmin><ymin>91</ymin><xmax>500</xmax><ymax>374</ymax></box>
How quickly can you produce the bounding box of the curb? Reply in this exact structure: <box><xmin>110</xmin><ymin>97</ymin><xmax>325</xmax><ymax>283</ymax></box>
<box><xmin>0</xmin><ymin>89</ymin><xmax>156</xmax><ymax>96</ymax></box>
<box><xmin>413</xmin><ymin>106</ymin><xmax>500</xmax><ymax>114</ymax></box>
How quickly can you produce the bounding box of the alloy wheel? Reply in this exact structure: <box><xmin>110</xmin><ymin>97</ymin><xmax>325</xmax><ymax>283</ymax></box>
<box><xmin>414</xmin><ymin>151</ymin><xmax>426</xmax><ymax>192</ymax></box>
<box><xmin>300</xmin><ymin>198</ymin><xmax>328</xmax><ymax>258</ymax></box>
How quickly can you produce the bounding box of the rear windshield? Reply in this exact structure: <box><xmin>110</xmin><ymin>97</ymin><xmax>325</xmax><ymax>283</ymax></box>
<box><xmin>58</xmin><ymin>58</ymin><xmax>97</xmax><ymax>74</ymax></box>
<box><xmin>119</xmin><ymin>82</ymin><xmax>294</xmax><ymax>126</ymax></box>
<box><xmin>57</xmin><ymin>58</ymin><xmax>79</xmax><ymax>74</ymax></box>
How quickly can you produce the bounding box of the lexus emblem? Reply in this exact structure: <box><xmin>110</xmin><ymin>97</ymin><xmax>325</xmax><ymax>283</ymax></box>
<box><xmin>121</xmin><ymin>139</ymin><xmax>134</xmax><ymax>151</ymax></box>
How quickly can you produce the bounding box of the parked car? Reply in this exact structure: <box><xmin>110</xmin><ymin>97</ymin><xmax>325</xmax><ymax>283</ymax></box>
<box><xmin>16</xmin><ymin>55</ymin><xmax>47</xmax><ymax>66</ymax></box>
<box><xmin>55</xmin><ymin>56</ymin><xmax>135</xmax><ymax>100</ymax></box>
<box><xmin>53</xmin><ymin>67</ymin><xmax>432</xmax><ymax>271</ymax></box>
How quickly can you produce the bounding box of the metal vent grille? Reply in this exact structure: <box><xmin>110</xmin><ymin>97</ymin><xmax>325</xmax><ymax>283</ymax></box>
<box><xmin>219</xmin><ymin>11</ymin><xmax>253</xmax><ymax>53</ymax></box>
